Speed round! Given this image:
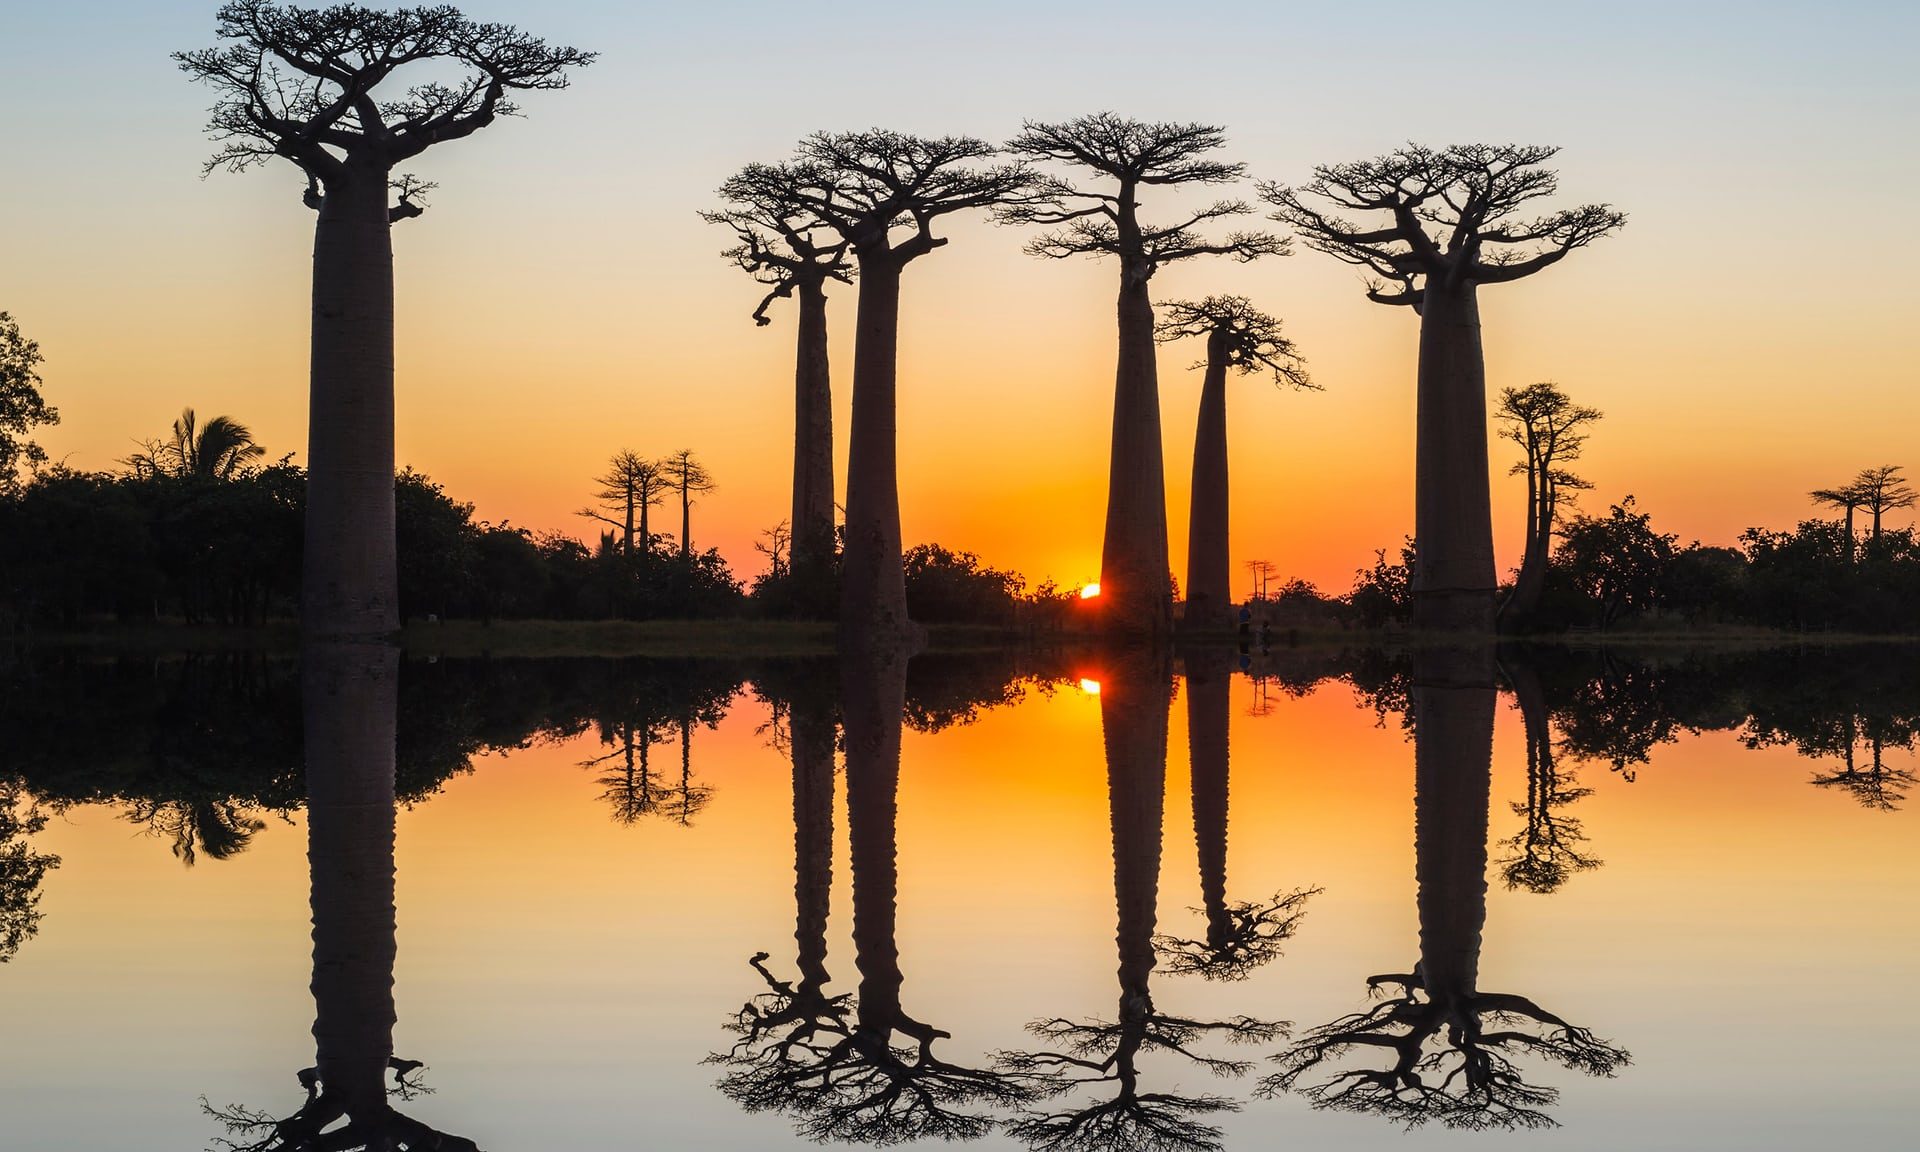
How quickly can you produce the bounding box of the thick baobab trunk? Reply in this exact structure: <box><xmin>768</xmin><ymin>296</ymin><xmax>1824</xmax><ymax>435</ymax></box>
<box><xmin>303</xmin><ymin>641</ymin><xmax>400</xmax><ymax>1126</ymax></box>
<box><xmin>792</xmin><ymin>279</ymin><xmax>837</xmax><ymax>574</ymax></box>
<box><xmin>1101</xmin><ymin>652</ymin><xmax>1171</xmax><ymax>1026</ymax></box>
<box><xmin>1500</xmin><ymin>472</ymin><xmax>1553</xmax><ymax>630</ymax></box>
<box><xmin>1409</xmin><ymin>646</ymin><xmax>1495</xmax><ymax>1003</ymax></box>
<box><xmin>790</xmin><ymin>691</ymin><xmax>837</xmax><ymax>991</ymax></box>
<box><xmin>1100</xmin><ymin>276</ymin><xmax>1173</xmax><ymax>637</ymax></box>
<box><xmin>1412</xmin><ymin>282</ymin><xmax>1497</xmax><ymax>633</ymax></box>
<box><xmin>840</xmin><ymin>255</ymin><xmax>914</xmax><ymax>645</ymax></box>
<box><xmin>306</xmin><ymin>164</ymin><xmax>399</xmax><ymax>640</ymax></box>
<box><xmin>1184</xmin><ymin>653</ymin><xmax>1232</xmax><ymax>951</ymax></box>
<box><xmin>680</xmin><ymin>481</ymin><xmax>692</xmax><ymax>560</ymax></box>
<box><xmin>1184</xmin><ymin>336</ymin><xmax>1232</xmax><ymax>632</ymax></box>
<box><xmin>842</xmin><ymin>646</ymin><xmax>910</xmax><ymax>1036</ymax></box>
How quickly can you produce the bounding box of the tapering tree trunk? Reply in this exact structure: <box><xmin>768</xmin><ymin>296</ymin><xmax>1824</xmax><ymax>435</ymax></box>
<box><xmin>680</xmin><ymin>482</ymin><xmax>692</xmax><ymax>560</ymax></box>
<box><xmin>623</xmin><ymin>488</ymin><xmax>635</xmax><ymax>555</ymax></box>
<box><xmin>1412</xmin><ymin>282</ymin><xmax>1496</xmax><ymax>633</ymax></box>
<box><xmin>840</xmin><ymin>254</ymin><xmax>914</xmax><ymax>645</ymax></box>
<box><xmin>1185</xmin><ymin>653</ymin><xmax>1232</xmax><ymax>950</ymax></box>
<box><xmin>1101</xmin><ymin>652</ymin><xmax>1171</xmax><ymax>1018</ymax></box>
<box><xmin>792</xmin><ymin>279</ymin><xmax>837</xmax><ymax>574</ymax></box>
<box><xmin>1100</xmin><ymin>276</ymin><xmax>1172</xmax><ymax>637</ymax></box>
<box><xmin>305</xmin><ymin>162</ymin><xmax>399</xmax><ymax>640</ymax></box>
<box><xmin>842</xmin><ymin>646</ymin><xmax>910</xmax><ymax>1034</ymax></box>
<box><xmin>303</xmin><ymin>641</ymin><xmax>400</xmax><ymax>1126</ymax></box>
<box><xmin>1184</xmin><ymin>337</ymin><xmax>1232</xmax><ymax>632</ymax></box>
<box><xmin>1500</xmin><ymin>468</ymin><xmax>1553</xmax><ymax>631</ymax></box>
<box><xmin>1410</xmin><ymin>646</ymin><xmax>1495</xmax><ymax>1002</ymax></box>
<box><xmin>790</xmin><ymin>692</ymin><xmax>837</xmax><ymax>991</ymax></box>
<box><xmin>639</xmin><ymin>483</ymin><xmax>651</xmax><ymax>552</ymax></box>
<box><xmin>1843</xmin><ymin>506</ymin><xmax>1855</xmax><ymax>562</ymax></box>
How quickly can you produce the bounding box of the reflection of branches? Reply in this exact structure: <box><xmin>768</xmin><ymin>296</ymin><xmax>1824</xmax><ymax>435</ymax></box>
<box><xmin>0</xmin><ymin>783</ymin><xmax>60</xmax><ymax>962</ymax></box>
<box><xmin>1154</xmin><ymin>888</ymin><xmax>1318</xmax><ymax>982</ymax></box>
<box><xmin>1808</xmin><ymin>736</ymin><xmax>1914</xmax><ymax>811</ymax></box>
<box><xmin>202</xmin><ymin>1058</ymin><xmax>471</xmax><ymax>1152</ymax></box>
<box><xmin>126</xmin><ymin>798</ymin><xmax>269</xmax><ymax>865</ymax></box>
<box><xmin>1258</xmin><ymin>972</ymin><xmax>1628</xmax><ymax>1131</ymax></box>
<box><xmin>1501</xmin><ymin>657</ymin><xmax>1599</xmax><ymax>894</ymax></box>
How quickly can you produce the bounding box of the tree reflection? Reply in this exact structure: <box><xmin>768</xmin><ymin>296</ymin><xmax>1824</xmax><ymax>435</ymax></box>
<box><xmin>1155</xmin><ymin>650</ymin><xmax>1316</xmax><ymax>981</ymax></box>
<box><xmin>1499</xmin><ymin>658</ymin><xmax>1599</xmax><ymax>894</ymax></box>
<box><xmin>999</xmin><ymin>653</ymin><xmax>1283</xmax><ymax>1152</ymax></box>
<box><xmin>203</xmin><ymin>643</ymin><xmax>477</xmax><ymax>1151</ymax></box>
<box><xmin>1261</xmin><ymin>647</ymin><xmax>1627</xmax><ymax>1131</ymax></box>
<box><xmin>0</xmin><ymin>778</ymin><xmax>59</xmax><ymax>962</ymax></box>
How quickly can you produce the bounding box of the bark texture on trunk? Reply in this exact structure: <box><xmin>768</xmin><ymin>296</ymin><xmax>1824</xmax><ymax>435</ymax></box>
<box><xmin>1184</xmin><ymin>337</ymin><xmax>1232</xmax><ymax>632</ymax></box>
<box><xmin>1412</xmin><ymin>282</ymin><xmax>1497</xmax><ymax>633</ymax></box>
<box><xmin>1100</xmin><ymin>278</ymin><xmax>1172</xmax><ymax>637</ymax></box>
<box><xmin>1184</xmin><ymin>653</ymin><xmax>1232</xmax><ymax>950</ymax></box>
<box><xmin>792</xmin><ymin>280</ymin><xmax>837</xmax><ymax>573</ymax></box>
<box><xmin>305</xmin><ymin>163</ymin><xmax>399</xmax><ymax>640</ymax></box>
<box><xmin>840</xmin><ymin>255</ymin><xmax>914</xmax><ymax>645</ymax></box>
<box><xmin>303</xmin><ymin>640</ymin><xmax>400</xmax><ymax>1123</ymax></box>
<box><xmin>1410</xmin><ymin>646</ymin><xmax>1495</xmax><ymax>1002</ymax></box>
<box><xmin>842</xmin><ymin>646</ymin><xmax>910</xmax><ymax>1034</ymax></box>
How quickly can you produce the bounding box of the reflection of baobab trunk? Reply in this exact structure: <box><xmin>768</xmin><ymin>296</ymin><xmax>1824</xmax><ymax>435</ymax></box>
<box><xmin>1410</xmin><ymin>646</ymin><xmax>1496</xmax><ymax>1007</ymax></box>
<box><xmin>842</xmin><ymin>646</ymin><xmax>913</xmax><ymax>1035</ymax></box>
<box><xmin>792</xmin><ymin>280</ymin><xmax>836</xmax><ymax>573</ymax></box>
<box><xmin>1413</xmin><ymin>286</ymin><xmax>1497</xmax><ymax>633</ymax></box>
<box><xmin>306</xmin><ymin>168</ymin><xmax>399</xmax><ymax>639</ymax></box>
<box><xmin>1101</xmin><ymin>276</ymin><xmax>1174</xmax><ymax>637</ymax></box>
<box><xmin>1184</xmin><ymin>333</ymin><xmax>1233</xmax><ymax>631</ymax></box>
<box><xmin>1185</xmin><ymin>653</ymin><xmax>1233</xmax><ymax>950</ymax></box>
<box><xmin>303</xmin><ymin>641</ymin><xmax>401</xmax><ymax>1122</ymax></box>
<box><xmin>790</xmin><ymin>692</ymin><xmax>837</xmax><ymax>991</ymax></box>
<box><xmin>1102</xmin><ymin>652</ymin><xmax>1174</xmax><ymax>1079</ymax></box>
<box><xmin>841</xmin><ymin>260</ymin><xmax>912</xmax><ymax>642</ymax></box>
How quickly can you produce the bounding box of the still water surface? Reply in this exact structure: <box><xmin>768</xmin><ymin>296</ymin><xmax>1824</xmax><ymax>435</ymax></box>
<box><xmin>0</xmin><ymin>646</ymin><xmax>1914</xmax><ymax>1150</ymax></box>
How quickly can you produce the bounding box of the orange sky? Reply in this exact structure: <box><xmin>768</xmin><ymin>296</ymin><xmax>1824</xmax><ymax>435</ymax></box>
<box><xmin>5</xmin><ymin>3</ymin><xmax>1919</xmax><ymax>592</ymax></box>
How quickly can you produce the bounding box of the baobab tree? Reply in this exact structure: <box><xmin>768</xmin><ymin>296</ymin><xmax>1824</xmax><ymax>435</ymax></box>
<box><xmin>1809</xmin><ymin>482</ymin><xmax>1865</xmax><ymax>560</ymax></box>
<box><xmin>1007</xmin><ymin>116</ymin><xmax>1286</xmax><ymax>636</ymax></box>
<box><xmin>0</xmin><ymin>312</ymin><xmax>57</xmax><ymax>492</ymax></box>
<box><xmin>749</xmin><ymin>132</ymin><xmax>1041</xmax><ymax>646</ymax></box>
<box><xmin>704</xmin><ymin>167</ymin><xmax>853</xmax><ymax>578</ymax></box>
<box><xmin>1499</xmin><ymin>658</ymin><xmax>1600</xmax><ymax>893</ymax></box>
<box><xmin>1263</xmin><ymin>146</ymin><xmax>1625</xmax><ymax>632</ymax></box>
<box><xmin>1155</xmin><ymin>297</ymin><xmax>1312</xmax><ymax>631</ymax></box>
<box><xmin>1243</xmin><ymin>560</ymin><xmax>1277</xmax><ymax>604</ymax></box>
<box><xmin>578</xmin><ymin>450</ymin><xmax>664</xmax><ymax>556</ymax></box>
<box><xmin>1494</xmin><ymin>382</ymin><xmax>1601</xmax><ymax>629</ymax></box>
<box><xmin>176</xmin><ymin>2</ymin><xmax>591</xmax><ymax>639</ymax></box>
<box><xmin>658</xmin><ymin>449</ymin><xmax>715</xmax><ymax>561</ymax></box>
<box><xmin>1852</xmin><ymin>465</ymin><xmax>1916</xmax><ymax>543</ymax></box>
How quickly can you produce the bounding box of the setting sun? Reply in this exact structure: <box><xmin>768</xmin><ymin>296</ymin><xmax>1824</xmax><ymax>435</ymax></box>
<box><xmin>1079</xmin><ymin>583</ymin><xmax>1101</xmax><ymax>599</ymax></box>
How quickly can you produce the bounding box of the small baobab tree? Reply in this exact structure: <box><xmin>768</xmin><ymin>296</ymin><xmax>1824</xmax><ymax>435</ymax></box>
<box><xmin>176</xmin><ymin>2</ymin><xmax>592</xmax><ymax>639</ymax></box>
<box><xmin>578</xmin><ymin>450</ymin><xmax>665</xmax><ymax>557</ymax></box>
<box><xmin>760</xmin><ymin>131</ymin><xmax>1041</xmax><ymax>647</ymax></box>
<box><xmin>658</xmin><ymin>449</ymin><xmax>715</xmax><ymax>561</ymax></box>
<box><xmin>1852</xmin><ymin>465</ymin><xmax>1916</xmax><ymax>543</ymax></box>
<box><xmin>1006</xmin><ymin>115</ymin><xmax>1286</xmax><ymax>637</ymax></box>
<box><xmin>1809</xmin><ymin>481</ymin><xmax>1866</xmax><ymax>560</ymax></box>
<box><xmin>1494</xmin><ymin>382</ymin><xmax>1601</xmax><ymax>629</ymax></box>
<box><xmin>704</xmin><ymin>168</ymin><xmax>853</xmax><ymax>578</ymax></box>
<box><xmin>1155</xmin><ymin>297</ymin><xmax>1312</xmax><ymax>631</ymax></box>
<box><xmin>1263</xmin><ymin>146</ymin><xmax>1624</xmax><ymax>632</ymax></box>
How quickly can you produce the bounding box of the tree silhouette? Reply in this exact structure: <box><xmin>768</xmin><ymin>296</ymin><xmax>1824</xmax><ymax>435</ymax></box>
<box><xmin>1263</xmin><ymin>146</ymin><xmax>1624</xmax><ymax>632</ymax></box>
<box><xmin>176</xmin><ymin>2</ymin><xmax>591</xmax><ymax>639</ymax></box>
<box><xmin>578</xmin><ymin>450</ymin><xmax>664</xmax><ymax>556</ymax></box>
<box><xmin>1851</xmin><ymin>465</ymin><xmax>1916</xmax><ymax>542</ymax></box>
<box><xmin>126</xmin><ymin>408</ymin><xmax>268</xmax><ymax>481</ymax></box>
<box><xmin>1154</xmin><ymin>652</ymin><xmax>1316</xmax><ymax>980</ymax></box>
<box><xmin>1498</xmin><ymin>658</ymin><xmax>1599</xmax><ymax>893</ymax></box>
<box><xmin>1006</xmin><ymin>115</ymin><xmax>1286</xmax><ymax>636</ymax></box>
<box><xmin>750</xmin><ymin>131</ymin><xmax>1042</xmax><ymax>646</ymax></box>
<box><xmin>1809</xmin><ymin>481</ymin><xmax>1866</xmax><ymax>561</ymax></box>
<box><xmin>1260</xmin><ymin>647</ymin><xmax>1627</xmax><ymax>1130</ymax></box>
<box><xmin>0</xmin><ymin>312</ymin><xmax>58</xmax><ymax>492</ymax></box>
<box><xmin>204</xmin><ymin>643</ymin><xmax>479</xmax><ymax>1150</ymax></box>
<box><xmin>658</xmin><ymin>449</ymin><xmax>715</xmax><ymax>562</ymax></box>
<box><xmin>998</xmin><ymin>654</ymin><xmax>1283</xmax><ymax>1151</ymax></box>
<box><xmin>1495</xmin><ymin>383</ymin><xmax>1601</xmax><ymax>630</ymax></box>
<box><xmin>0</xmin><ymin>780</ymin><xmax>60</xmax><ymax>963</ymax></box>
<box><xmin>705</xmin><ymin>167</ymin><xmax>854</xmax><ymax>579</ymax></box>
<box><xmin>1154</xmin><ymin>297</ymin><xmax>1312</xmax><ymax>631</ymax></box>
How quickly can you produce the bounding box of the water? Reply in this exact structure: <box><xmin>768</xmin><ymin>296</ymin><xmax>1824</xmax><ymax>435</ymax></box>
<box><xmin>0</xmin><ymin>645</ymin><xmax>1914</xmax><ymax>1150</ymax></box>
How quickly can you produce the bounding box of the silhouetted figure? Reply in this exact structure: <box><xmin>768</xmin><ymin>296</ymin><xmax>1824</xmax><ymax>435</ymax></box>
<box><xmin>1499</xmin><ymin>658</ymin><xmax>1599</xmax><ymax>894</ymax></box>
<box><xmin>205</xmin><ymin>643</ymin><xmax>480</xmax><ymax>1149</ymax></box>
<box><xmin>999</xmin><ymin>654</ymin><xmax>1282</xmax><ymax>1151</ymax></box>
<box><xmin>715</xmin><ymin>650</ymin><xmax>1029</xmax><ymax>1140</ymax></box>
<box><xmin>176</xmin><ymin>3</ymin><xmax>591</xmax><ymax>639</ymax></box>
<box><xmin>705</xmin><ymin>172</ymin><xmax>853</xmax><ymax>583</ymax></box>
<box><xmin>1494</xmin><ymin>384</ymin><xmax>1601</xmax><ymax>630</ymax></box>
<box><xmin>1005</xmin><ymin>116</ymin><xmax>1286</xmax><ymax>637</ymax></box>
<box><xmin>1154</xmin><ymin>299</ymin><xmax>1313</xmax><ymax>632</ymax></box>
<box><xmin>1264</xmin><ymin>147</ymin><xmax>1624</xmax><ymax>632</ymax></box>
<box><xmin>1261</xmin><ymin>647</ymin><xmax>1626</xmax><ymax>1130</ymax></box>
<box><xmin>1155</xmin><ymin>651</ymin><xmax>1316</xmax><ymax>980</ymax></box>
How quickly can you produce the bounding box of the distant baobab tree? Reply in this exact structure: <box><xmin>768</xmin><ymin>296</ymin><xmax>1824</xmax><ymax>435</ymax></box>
<box><xmin>761</xmin><ymin>131</ymin><xmax>1041</xmax><ymax>646</ymax></box>
<box><xmin>704</xmin><ymin>167</ymin><xmax>854</xmax><ymax>577</ymax></box>
<box><xmin>1263</xmin><ymin>146</ymin><xmax>1625</xmax><ymax>632</ymax></box>
<box><xmin>658</xmin><ymin>449</ymin><xmax>715</xmax><ymax>561</ymax></box>
<box><xmin>1007</xmin><ymin>115</ymin><xmax>1286</xmax><ymax>636</ymax></box>
<box><xmin>176</xmin><ymin>2</ymin><xmax>591</xmax><ymax>638</ymax></box>
<box><xmin>1499</xmin><ymin>659</ymin><xmax>1599</xmax><ymax>893</ymax></box>
<box><xmin>1851</xmin><ymin>465</ymin><xmax>1916</xmax><ymax>543</ymax></box>
<box><xmin>1155</xmin><ymin>297</ymin><xmax>1312</xmax><ymax>631</ymax></box>
<box><xmin>1808</xmin><ymin>482</ymin><xmax>1866</xmax><ymax>560</ymax></box>
<box><xmin>1494</xmin><ymin>383</ymin><xmax>1601</xmax><ymax>629</ymax></box>
<box><xmin>1243</xmin><ymin>560</ymin><xmax>1277</xmax><ymax>603</ymax></box>
<box><xmin>124</xmin><ymin>407</ymin><xmax>267</xmax><ymax>481</ymax></box>
<box><xmin>578</xmin><ymin>450</ymin><xmax>665</xmax><ymax>556</ymax></box>
<box><xmin>0</xmin><ymin>312</ymin><xmax>57</xmax><ymax>492</ymax></box>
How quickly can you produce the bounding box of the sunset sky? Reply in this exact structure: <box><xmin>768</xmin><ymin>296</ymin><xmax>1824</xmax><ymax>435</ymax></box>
<box><xmin>3</xmin><ymin>0</ymin><xmax>1917</xmax><ymax>591</ymax></box>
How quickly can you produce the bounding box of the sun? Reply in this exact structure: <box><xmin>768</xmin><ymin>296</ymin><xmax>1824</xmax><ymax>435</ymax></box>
<box><xmin>1079</xmin><ymin>582</ymin><xmax>1101</xmax><ymax>599</ymax></box>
